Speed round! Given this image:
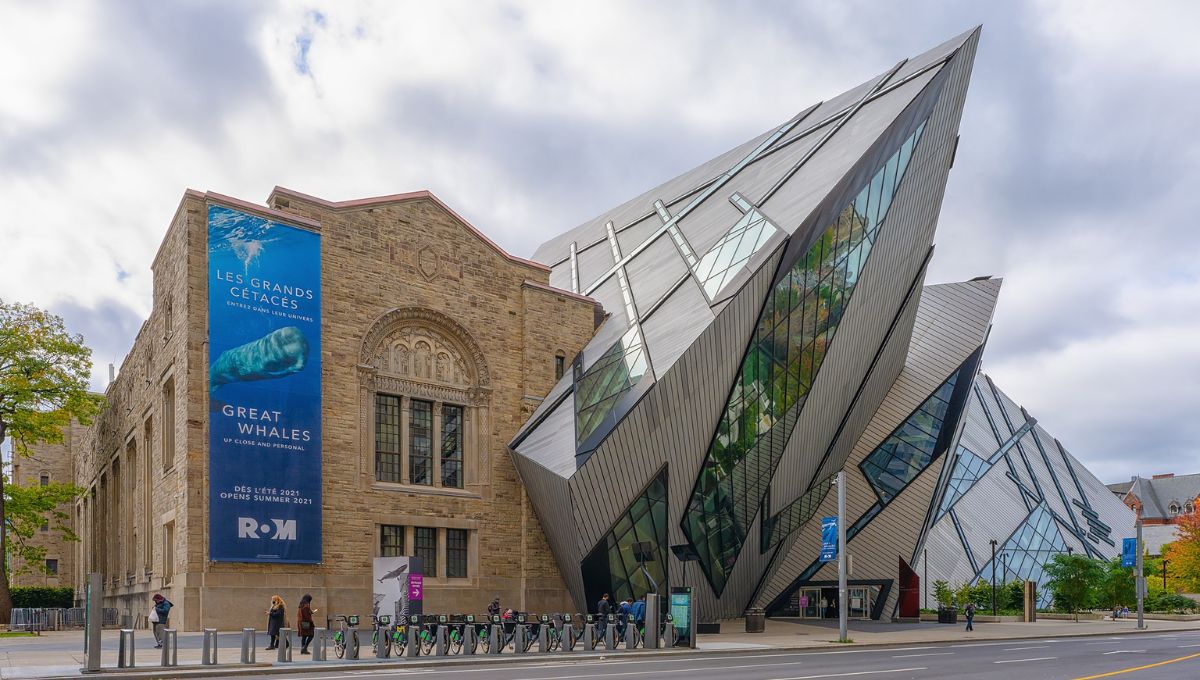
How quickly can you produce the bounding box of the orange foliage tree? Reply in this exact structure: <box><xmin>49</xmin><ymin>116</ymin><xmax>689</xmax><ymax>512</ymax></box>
<box><xmin>1163</xmin><ymin>509</ymin><xmax>1200</xmax><ymax>593</ymax></box>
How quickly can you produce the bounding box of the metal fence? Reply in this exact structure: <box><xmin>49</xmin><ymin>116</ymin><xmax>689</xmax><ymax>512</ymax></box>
<box><xmin>10</xmin><ymin>607</ymin><xmax>109</xmax><ymax>631</ymax></box>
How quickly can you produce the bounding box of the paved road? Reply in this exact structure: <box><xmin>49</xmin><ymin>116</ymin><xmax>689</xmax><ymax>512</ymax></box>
<box><xmin>207</xmin><ymin>631</ymin><xmax>1200</xmax><ymax>680</ymax></box>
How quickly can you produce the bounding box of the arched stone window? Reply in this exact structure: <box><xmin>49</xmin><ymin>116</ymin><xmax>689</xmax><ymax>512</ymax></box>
<box><xmin>360</xmin><ymin>308</ymin><xmax>492</xmax><ymax>493</ymax></box>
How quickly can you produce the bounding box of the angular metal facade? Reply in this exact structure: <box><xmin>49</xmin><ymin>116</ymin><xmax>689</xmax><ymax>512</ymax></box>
<box><xmin>510</xmin><ymin>27</ymin><xmax>1134</xmax><ymax>622</ymax></box>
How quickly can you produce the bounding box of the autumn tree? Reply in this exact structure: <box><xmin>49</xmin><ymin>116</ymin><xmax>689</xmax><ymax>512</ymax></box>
<box><xmin>0</xmin><ymin>300</ymin><xmax>103</xmax><ymax>623</ymax></box>
<box><xmin>1163</xmin><ymin>510</ymin><xmax>1200</xmax><ymax>593</ymax></box>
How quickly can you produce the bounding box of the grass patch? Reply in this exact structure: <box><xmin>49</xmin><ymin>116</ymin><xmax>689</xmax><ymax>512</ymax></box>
<box><xmin>0</xmin><ymin>631</ymin><xmax>37</xmax><ymax>638</ymax></box>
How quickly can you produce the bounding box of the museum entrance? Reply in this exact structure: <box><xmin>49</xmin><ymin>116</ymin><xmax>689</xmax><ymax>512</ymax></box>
<box><xmin>778</xmin><ymin>582</ymin><xmax>886</xmax><ymax>620</ymax></box>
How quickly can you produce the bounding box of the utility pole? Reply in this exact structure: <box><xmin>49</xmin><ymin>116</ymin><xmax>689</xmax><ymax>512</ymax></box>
<box><xmin>1163</xmin><ymin>559</ymin><xmax>1169</xmax><ymax>591</ymax></box>
<box><xmin>989</xmin><ymin>539</ymin><xmax>998</xmax><ymax>616</ymax></box>
<box><xmin>837</xmin><ymin>471</ymin><xmax>848</xmax><ymax>643</ymax></box>
<box><xmin>1136</xmin><ymin>518</ymin><xmax>1145</xmax><ymax>630</ymax></box>
<box><xmin>923</xmin><ymin>549</ymin><xmax>928</xmax><ymax>611</ymax></box>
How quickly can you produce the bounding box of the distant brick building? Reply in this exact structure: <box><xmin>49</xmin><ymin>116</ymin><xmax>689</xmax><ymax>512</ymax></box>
<box><xmin>1108</xmin><ymin>473</ymin><xmax>1200</xmax><ymax>555</ymax></box>
<box><xmin>59</xmin><ymin>186</ymin><xmax>597</xmax><ymax>630</ymax></box>
<box><xmin>8</xmin><ymin>420</ymin><xmax>85</xmax><ymax>588</ymax></box>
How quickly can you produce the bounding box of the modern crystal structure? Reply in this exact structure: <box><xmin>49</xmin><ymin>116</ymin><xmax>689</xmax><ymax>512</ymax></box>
<box><xmin>510</xmin><ymin>27</ymin><xmax>1134</xmax><ymax>621</ymax></box>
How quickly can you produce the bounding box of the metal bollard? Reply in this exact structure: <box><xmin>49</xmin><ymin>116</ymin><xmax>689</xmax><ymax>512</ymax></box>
<box><xmin>241</xmin><ymin>628</ymin><xmax>257</xmax><ymax>664</ymax></box>
<box><xmin>117</xmin><ymin>629</ymin><xmax>135</xmax><ymax>668</ymax></box>
<box><xmin>538</xmin><ymin>620</ymin><xmax>549</xmax><ymax>653</ymax></box>
<box><xmin>160</xmin><ymin>629</ymin><xmax>179</xmax><ymax>666</ymax></box>
<box><xmin>661</xmin><ymin>618</ymin><xmax>677</xmax><ymax>648</ymax></box>
<box><xmin>313</xmin><ymin>628</ymin><xmax>328</xmax><ymax>661</ymax></box>
<box><xmin>346</xmin><ymin>625</ymin><xmax>360</xmax><ymax>660</ymax></box>
<box><xmin>625</xmin><ymin>616</ymin><xmax>638</xmax><ymax>649</ymax></box>
<box><xmin>406</xmin><ymin>617</ymin><xmax>420</xmax><ymax>657</ymax></box>
<box><xmin>489</xmin><ymin>624</ymin><xmax>502</xmax><ymax>654</ymax></box>
<box><xmin>277</xmin><ymin>628</ymin><xmax>293</xmax><ymax>662</ymax></box>
<box><xmin>202</xmin><ymin>628</ymin><xmax>218</xmax><ymax>665</ymax></box>
<box><xmin>602</xmin><ymin>620</ymin><xmax>617</xmax><ymax>650</ymax></box>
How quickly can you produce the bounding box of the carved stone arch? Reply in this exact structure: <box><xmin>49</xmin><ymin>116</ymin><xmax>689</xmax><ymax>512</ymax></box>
<box><xmin>360</xmin><ymin>307</ymin><xmax>491</xmax><ymax>388</ymax></box>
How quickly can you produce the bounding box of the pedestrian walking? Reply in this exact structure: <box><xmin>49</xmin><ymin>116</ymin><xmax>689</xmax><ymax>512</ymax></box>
<box><xmin>616</xmin><ymin>597</ymin><xmax>633</xmax><ymax>639</ymax></box>
<box><xmin>488</xmin><ymin>597</ymin><xmax>502</xmax><ymax>618</ymax></box>
<box><xmin>965</xmin><ymin>602</ymin><xmax>976</xmax><ymax>632</ymax></box>
<box><xmin>298</xmin><ymin>594</ymin><xmax>316</xmax><ymax>654</ymax></box>
<box><xmin>149</xmin><ymin>594</ymin><xmax>173</xmax><ymax>648</ymax></box>
<box><xmin>266</xmin><ymin>595</ymin><xmax>287</xmax><ymax>650</ymax></box>
<box><xmin>632</xmin><ymin>595</ymin><xmax>647</xmax><ymax>629</ymax></box>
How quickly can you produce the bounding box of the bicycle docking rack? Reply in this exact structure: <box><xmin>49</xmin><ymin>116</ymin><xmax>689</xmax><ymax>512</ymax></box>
<box><xmin>463</xmin><ymin>615</ymin><xmax>478</xmax><ymax>655</ymax></box>
<box><xmin>375</xmin><ymin>623</ymin><xmax>390</xmax><ymax>659</ymax></box>
<box><xmin>489</xmin><ymin>616</ymin><xmax>503</xmax><ymax>655</ymax></box>
<box><xmin>406</xmin><ymin>616</ymin><xmax>421</xmax><ymax>657</ymax></box>
<box><xmin>513</xmin><ymin>614</ymin><xmax>529</xmax><ymax>654</ymax></box>
<box><xmin>435</xmin><ymin>615</ymin><xmax>450</xmax><ymax>656</ymax></box>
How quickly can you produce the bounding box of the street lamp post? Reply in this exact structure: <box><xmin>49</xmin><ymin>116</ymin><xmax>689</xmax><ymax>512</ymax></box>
<box><xmin>989</xmin><ymin>539</ymin><xmax>998</xmax><ymax>616</ymax></box>
<box><xmin>1163</xmin><ymin>559</ymin><xmax>1169</xmax><ymax>591</ymax></box>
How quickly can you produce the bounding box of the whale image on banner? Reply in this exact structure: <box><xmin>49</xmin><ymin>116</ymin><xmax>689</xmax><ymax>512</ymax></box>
<box><xmin>207</xmin><ymin>203</ymin><xmax>322</xmax><ymax>563</ymax></box>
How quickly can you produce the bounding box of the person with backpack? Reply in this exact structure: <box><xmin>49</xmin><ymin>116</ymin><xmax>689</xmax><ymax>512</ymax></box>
<box><xmin>964</xmin><ymin>601</ymin><xmax>976</xmax><ymax>632</ymax></box>
<box><xmin>488</xmin><ymin>597</ymin><xmax>501</xmax><ymax>618</ymax></box>
<box><xmin>149</xmin><ymin>594</ymin><xmax>173</xmax><ymax>648</ymax></box>
<box><xmin>616</xmin><ymin>597</ymin><xmax>633</xmax><ymax>641</ymax></box>
<box><xmin>631</xmin><ymin>595</ymin><xmax>647</xmax><ymax>631</ymax></box>
<box><xmin>266</xmin><ymin>595</ymin><xmax>287</xmax><ymax>650</ymax></box>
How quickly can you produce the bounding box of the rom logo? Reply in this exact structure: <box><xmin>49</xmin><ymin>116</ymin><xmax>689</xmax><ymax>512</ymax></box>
<box><xmin>238</xmin><ymin>517</ymin><xmax>297</xmax><ymax>540</ymax></box>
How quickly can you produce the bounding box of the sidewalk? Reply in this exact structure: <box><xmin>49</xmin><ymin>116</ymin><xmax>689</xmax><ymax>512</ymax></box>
<box><xmin>1</xmin><ymin>617</ymin><xmax>1197</xmax><ymax>679</ymax></box>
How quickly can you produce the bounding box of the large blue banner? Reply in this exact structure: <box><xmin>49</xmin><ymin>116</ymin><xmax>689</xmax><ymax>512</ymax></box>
<box><xmin>207</xmin><ymin>204</ymin><xmax>321</xmax><ymax>563</ymax></box>
<box><xmin>819</xmin><ymin>516</ymin><xmax>838</xmax><ymax>563</ymax></box>
<box><xmin>1121</xmin><ymin>537</ymin><xmax>1137</xmax><ymax>568</ymax></box>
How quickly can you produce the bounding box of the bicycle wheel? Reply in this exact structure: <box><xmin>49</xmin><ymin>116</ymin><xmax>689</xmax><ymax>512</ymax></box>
<box><xmin>478</xmin><ymin>627</ymin><xmax>491</xmax><ymax>653</ymax></box>
<box><xmin>334</xmin><ymin>633</ymin><xmax>346</xmax><ymax>659</ymax></box>
<box><xmin>450</xmin><ymin>628</ymin><xmax>463</xmax><ymax>654</ymax></box>
<box><xmin>420</xmin><ymin>630</ymin><xmax>435</xmax><ymax>655</ymax></box>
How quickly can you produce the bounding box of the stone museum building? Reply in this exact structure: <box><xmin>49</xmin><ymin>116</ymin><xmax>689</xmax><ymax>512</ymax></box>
<box><xmin>62</xmin><ymin>186</ymin><xmax>598</xmax><ymax>630</ymax></box>
<box><xmin>19</xmin><ymin>28</ymin><xmax>1136</xmax><ymax>633</ymax></box>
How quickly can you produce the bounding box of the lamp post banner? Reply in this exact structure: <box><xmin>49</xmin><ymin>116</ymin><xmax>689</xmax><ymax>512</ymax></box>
<box><xmin>820</xmin><ymin>516</ymin><xmax>838</xmax><ymax>563</ymax></box>
<box><xmin>207</xmin><ymin>204</ymin><xmax>322</xmax><ymax>563</ymax></box>
<box><xmin>1121</xmin><ymin>537</ymin><xmax>1137</xmax><ymax>568</ymax></box>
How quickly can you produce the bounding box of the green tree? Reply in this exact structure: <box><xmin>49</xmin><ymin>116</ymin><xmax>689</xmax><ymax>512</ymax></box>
<box><xmin>4</xmin><ymin>477</ymin><xmax>82</xmax><ymax>575</ymax></box>
<box><xmin>0</xmin><ymin>300</ymin><xmax>103</xmax><ymax>623</ymax></box>
<box><xmin>1096</xmin><ymin>557</ymin><xmax>1136</xmax><ymax>610</ymax></box>
<box><xmin>1044</xmin><ymin>553</ymin><xmax>1105</xmax><ymax>620</ymax></box>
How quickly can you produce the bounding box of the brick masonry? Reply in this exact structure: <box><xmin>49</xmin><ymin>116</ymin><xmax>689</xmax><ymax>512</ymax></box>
<box><xmin>64</xmin><ymin>187</ymin><xmax>598</xmax><ymax>630</ymax></box>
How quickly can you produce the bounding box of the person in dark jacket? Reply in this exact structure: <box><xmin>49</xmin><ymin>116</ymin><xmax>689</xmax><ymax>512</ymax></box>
<box><xmin>631</xmin><ymin>596</ymin><xmax>647</xmax><ymax>629</ymax></box>
<box><xmin>266</xmin><ymin>595</ymin><xmax>287</xmax><ymax>650</ymax></box>
<box><xmin>616</xmin><ymin>598</ymin><xmax>633</xmax><ymax>640</ymax></box>
<box><xmin>297</xmin><ymin>594</ymin><xmax>316</xmax><ymax>654</ymax></box>
<box><xmin>488</xmin><ymin>597</ymin><xmax>501</xmax><ymax>617</ymax></box>
<box><xmin>595</xmin><ymin>593</ymin><xmax>611</xmax><ymax>622</ymax></box>
<box><xmin>151</xmin><ymin>594</ymin><xmax>173</xmax><ymax>648</ymax></box>
<box><xmin>964</xmin><ymin>602</ymin><xmax>976</xmax><ymax>632</ymax></box>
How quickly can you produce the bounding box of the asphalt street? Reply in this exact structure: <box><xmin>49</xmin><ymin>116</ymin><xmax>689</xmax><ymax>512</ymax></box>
<box><xmin>190</xmin><ymin>630</ymin><xmax>1200</xmax><ymax>680</ymax></box>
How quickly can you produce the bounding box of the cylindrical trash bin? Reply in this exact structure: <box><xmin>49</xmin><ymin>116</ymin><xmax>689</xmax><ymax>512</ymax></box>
<box><xmin>744</xmin><ymin>608</ymin><xmax>766</xmax><ymax>633</ymax></box>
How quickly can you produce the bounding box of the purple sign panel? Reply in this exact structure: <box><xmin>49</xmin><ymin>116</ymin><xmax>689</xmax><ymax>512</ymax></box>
<box><xmin>409</xmin><ymin>574</ymin><xmax>424</xmax><ymax>601</ymax></box>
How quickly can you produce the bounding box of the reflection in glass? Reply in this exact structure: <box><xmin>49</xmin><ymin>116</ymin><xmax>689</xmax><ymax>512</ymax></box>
<box><xmin>682</xmin><ymin>120</ymin><xmax>928</xmax><ymax>595</ymax></box>
<box><xmin>937</xmin><ymin>445</ymin><xmax>993</xmax><ymax>521</ymax></box>
<box><xmin>696</xmin><ymin>208</ymin><xmax>779</xmax><ymax>298</ymax></box>
<box><xmin>976</xmin><ymin>503</ymin><xmax>1067</xmax><ymax>607</ymax></box>
<box><xmin>574</xmin><ymin>326</ymin><xmax>649</xmax><ymax>447</ymax></box>
<box><xmin>861</xmin><ymin>371</ymin><xmax>958</xmax><ymax>503</ymax></box>
<box><xmin>582</xmin><ymin>468</ymin><xmax>669</xmax><ymax>604</ymax></box>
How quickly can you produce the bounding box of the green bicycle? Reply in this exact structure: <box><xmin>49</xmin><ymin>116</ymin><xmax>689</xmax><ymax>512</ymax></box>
<box><xmin>332</xmin><ymin>614</ymin><xmax>360</xmax><ymax>659</ymax></box>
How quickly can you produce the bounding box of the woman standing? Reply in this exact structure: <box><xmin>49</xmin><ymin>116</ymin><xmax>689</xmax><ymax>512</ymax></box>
<box><xmin>297</xmin><ymin>594</ymin><xmax>316</xmax><ymax>654</ymax></box>
<box><xmin>150</xmin><ymin>594</ymin><xmax>173</xmax><ymax>648</ymax></box>
<box><xmin>266</xmin><ymin>595</ymin><xmax>286</xmax><ymax>650</ymax></box>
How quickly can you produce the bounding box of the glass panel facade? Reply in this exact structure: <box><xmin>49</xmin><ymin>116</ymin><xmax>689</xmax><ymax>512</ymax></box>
<box><xmin>682</xmin><ymin>120</ymin><xmax>928</xmax><ymax>594</ymax></box>
<box><xmin>381</xmin><ymin>524</ymin><xmax>405</xmax><ymax>557</ymax></box>
<box><xmin>441</xmin><ymin>404</ymin><xmax>464</xmax><ymax>489</ymax></box>
<box><xmin>937</xmin><ymin>445</ymin><xmax>993</xmax><ymax>521</ymax></box>
<box><xmin>447</xmin><ymin>528</ymin><xmax>468</xmax><ymax>578</ymax></box>
<box><xmin>574</xmin><ymin>326</ymin><xmax>648</xmax><ymax>447</ymax></box>
<box><xmin>861</xmin><ymin>370</ymin><xmax>958</xmax><ymax>503</ymax></box>
<box><xmin>976</xmin><ymin>503</ymin><xmax>1067</xmax><ymax>607</ymax></box>
<box><xmin>410</xmin><ymin>399</ymin><xmax>433</xmax><ymax>485</ymax></box>
<box><xmin>375</xmin><ymin>394</ymin><xmax>402</xmax><ymax>483</ymax></box>
<box><xmin>581</xmin><ymin>468</ymin><xmax>669</xmax><ymax>605</ymax></box>
<box><xmin>762</xmin><ymin>473</ymin><xmax>835</xmax><ymax>550</ymax></box>
<box><xmin>695</xmin><ymin>208</ymin><xmax>779</xmax><ymax>298</ymax></box>
<box><xmin>415</xmin><ymin>527</ymin><xmax>437</xmax><ymax>576</ymax></box>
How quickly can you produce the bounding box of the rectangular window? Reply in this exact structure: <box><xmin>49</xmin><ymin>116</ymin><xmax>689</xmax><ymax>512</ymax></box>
<box><xmin>409</xmin><ymin>400</ymin><xmax>433</xmax><ymax>486</ymax></box>
<box><xmin>380</xmin><ymin>524</ymin><xmax>405</xmax><ymax>557</ymax></box>
<box><xmin>441</xmin><ymin>404</ymin><xmax>464</xmax><ymax>489</ymax></box>
<box><xmin>375</xmin><ymin>394</ymin><xmax>402</xmax><ymax>483</ymax></box>
<box><xmin>555</xmin><ymin>355</ymin><xmax>565</xmax><ymax>380</ymax></box>
<box><xmin>162</xmin><ymin>378</ymin><xmax>175</xmax><ymax>471</ymax></box>
<box><xmin>45</xmin><ymin>559</ymin><xmax>58</xmax><ymax>575</ymax></box>
<box><xmin>447</xmin><ymin>528</ymin><xmax>468</xmax><ymax>578</ymax></box>
<box><xmin>414</xmin><ymin>527</ymin><xmax>437</xmax><ymax>576</ymax></box>
<box><xmin>162</xmin><ymin>521</ymin><xmax>175</xmax><ymax>585</ymax></box>
<box><xmin>39</xmin><ymin>474</ymin><xmax>49</xmax><ymax>487</ymax></box>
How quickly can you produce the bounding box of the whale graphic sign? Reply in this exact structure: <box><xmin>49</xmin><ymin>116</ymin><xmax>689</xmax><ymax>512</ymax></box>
<box><xmin>207</xmin><ymin>204</ymin><xmax>322</xmax><ymax>563</ymax></box>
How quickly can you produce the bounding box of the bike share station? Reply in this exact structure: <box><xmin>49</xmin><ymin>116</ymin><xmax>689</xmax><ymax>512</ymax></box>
<box><xmin>84</xmin><ymin>557</ymin><xmax>697</xmax><ymax>672</ymax></box>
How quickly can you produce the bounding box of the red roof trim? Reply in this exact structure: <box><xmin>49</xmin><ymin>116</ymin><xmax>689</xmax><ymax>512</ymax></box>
<box><xmin>268</xmin><ymin>186</ymin><xmax>551</xmax><ymax>272</ymax></box>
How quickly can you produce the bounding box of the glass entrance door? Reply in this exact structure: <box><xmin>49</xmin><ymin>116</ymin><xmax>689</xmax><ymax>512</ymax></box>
<box><xmin>848</xmin><ymin>586</ymin><xmax>877</xmax><ymax>619</ymax></box>
<box><xmin>799</xmin><ymin>588</ymin><xmax>821</xmax><ymax>618</ymax></box>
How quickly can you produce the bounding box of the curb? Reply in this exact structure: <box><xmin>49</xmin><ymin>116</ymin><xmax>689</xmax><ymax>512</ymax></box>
<box><xmin>27</xmin><ymin>624</ymin><xmax>1200</xmax><ymax>680</ymax></box>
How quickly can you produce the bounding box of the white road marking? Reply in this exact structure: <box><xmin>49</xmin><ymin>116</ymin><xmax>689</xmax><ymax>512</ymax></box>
<box><xmin>993</xmin><ymin>656</ymin><xmax>1057</xmax><ymax>664</ymax></box>
<box><xmin>764</xmin><ymin>669</ymin><xmax>927</xmax><ymax>680</ymax></box>
<box><xmin>1102</xmin><ymin>649</ymin><xmax>1145</xmax><ymax>654</ymax></box>
<box><xmin>1003</xmin><ymin>645</ymin><xmax>1049</xmax><ymax>651</ymax></box>
<box><xmin>1179</xmin><ymin>644</ymin><xmax>1200</xmax><ymax>648</ymax></box>
<box><xmin>891</xmin><ymin>652</ymin><xmax>954</xmax><ymax>658</ymax></box>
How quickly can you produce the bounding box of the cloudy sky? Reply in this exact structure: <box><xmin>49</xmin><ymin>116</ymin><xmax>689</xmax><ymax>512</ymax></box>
<box><xmin>2</xmin><ymin>0</ymin><xmax>1197</xmax><ymax>483</ymax></box>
